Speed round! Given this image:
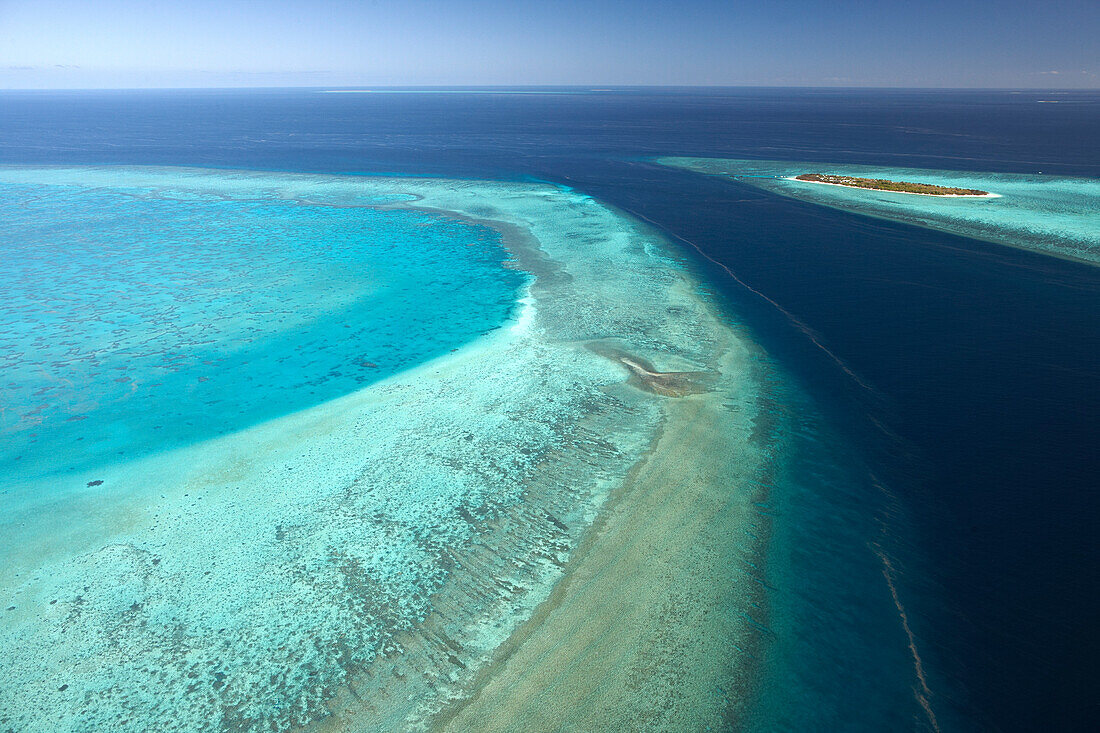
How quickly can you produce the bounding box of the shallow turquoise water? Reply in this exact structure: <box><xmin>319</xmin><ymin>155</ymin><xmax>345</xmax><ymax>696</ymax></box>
<box><xmin>659</xmin><ymin>157</ymin><xmax>1100</xmax><ymax>265</ymax></box>
<box><xmin>0</xmin><ymin>174</ymin><xmax>525</xmax><ymax>485</ymax></box>
<box><xmin>0</xmin><ymin>167</ymin><xmax>778</xmax><ymax>731</ymax></box>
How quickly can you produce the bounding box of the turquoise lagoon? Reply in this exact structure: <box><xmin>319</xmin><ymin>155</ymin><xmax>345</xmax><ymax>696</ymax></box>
<box><xmin>0</xmin><ymin>170</ymin><xmax>524</xmax><ymax>482</ymax></box>
<box><xmin>0</xmin><ymin>167</ymin><xmax>781</xmax><ymax>730</ymax></box>
<box><xmin>658</xmin><ymin>157</ymin><xmax>1100</xmax><ymax>265</ymax></box>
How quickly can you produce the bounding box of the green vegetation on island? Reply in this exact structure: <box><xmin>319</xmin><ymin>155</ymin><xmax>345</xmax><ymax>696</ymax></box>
<box><xmin>795</xmin><ymin>174</ymin><xmax>989</xmax><ymax>196</ymax></box>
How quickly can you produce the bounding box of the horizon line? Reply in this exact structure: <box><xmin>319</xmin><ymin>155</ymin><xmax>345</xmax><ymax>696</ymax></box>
<box><xmin>1</xmin><ymin>84</ymin><xmax>1098</xmax><ymax>93</ymax></box>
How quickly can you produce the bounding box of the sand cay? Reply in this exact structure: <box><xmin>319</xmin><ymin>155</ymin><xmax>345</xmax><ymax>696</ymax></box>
<box><xmin>0</xmin><ymin>167</ymin><xmax>785</xmax><ymax>732</ymax></box>
<box><xmin>588</xmin><ymin>341</ymin><xmax>718</xmax><ymax>397</ymax></box>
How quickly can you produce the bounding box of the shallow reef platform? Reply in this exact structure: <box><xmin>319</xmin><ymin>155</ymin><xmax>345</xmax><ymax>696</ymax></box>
<box><xmin>0</xmin><ymin>167</ymin><xmax>785</xmax><ymax>731</ymax></box>
<box><xmin>659</xmin><ymin>157</ymin><xmax>1100</xmax><ymax>265</ymax></box>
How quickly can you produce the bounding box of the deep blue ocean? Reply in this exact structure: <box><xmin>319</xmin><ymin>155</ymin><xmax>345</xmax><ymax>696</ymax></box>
<box><xmin>1</xmin><ymin>88</ymin><xmax>1097</xmax><ymax>731</ymax></box>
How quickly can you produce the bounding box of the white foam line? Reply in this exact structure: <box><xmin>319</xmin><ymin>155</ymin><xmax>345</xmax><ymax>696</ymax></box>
<box><xmin>620</xmin><ymin>206</ymin><xmax>876</xmax><ymax>393</ymax></box>
<box><xmin>875</xmin><ymin>546</ymin><xmax>941</xmax><ymax>733</ymax></box>
<box><xmin>509</xmin><ymin>295</ymin><xmax>536</xmax><ymax>336</ymax></box>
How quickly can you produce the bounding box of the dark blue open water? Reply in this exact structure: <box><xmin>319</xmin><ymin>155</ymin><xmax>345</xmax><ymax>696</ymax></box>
<box><xmin>1</xmin><ymin>88</ymin><xmax>1097</xmax><ymax>731</ymax></box>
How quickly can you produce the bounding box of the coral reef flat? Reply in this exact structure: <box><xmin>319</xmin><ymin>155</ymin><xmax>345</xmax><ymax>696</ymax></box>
<box><xmin>659</xmin><ymin>157</ymin><xmax>1100</xmax><ymax>265</ymax></box>
<box><xmin>0</xmin><ymin>167</ymin><xmax>782</xmax><ymax>731</ymax></box>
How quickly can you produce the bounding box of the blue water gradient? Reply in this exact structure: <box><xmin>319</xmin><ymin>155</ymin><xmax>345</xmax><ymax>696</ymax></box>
<box><xmin>1</xmin><ymin>166</ymin><xmax>789</xmax><ymax>731</ymax></box>
<box><xmin>0</xmin><ymin>173</ymin><xmax>524</xmax><ymax>485</ymax></box>
<box><xmin>658</xmin><ymin>157</ymin><xmax>1100</xmax><ymax>265</ymax></box>
<box><xmin>0</xmin><ymin>89</ymin><xmax>1096</xmax><ymax>732</ymax></box>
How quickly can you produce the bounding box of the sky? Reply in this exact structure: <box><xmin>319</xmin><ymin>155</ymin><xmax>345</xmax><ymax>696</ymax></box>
<box><xmin>0</xmin><ymin>0</ymin><xmax>1097</xmax><ymax>89</ymax></box>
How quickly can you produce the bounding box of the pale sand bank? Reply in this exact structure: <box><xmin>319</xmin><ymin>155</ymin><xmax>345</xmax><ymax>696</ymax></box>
<box><xmin>314</xmin><ymin>194</ymin><xmax>781</xmax><ymax>731</ymax></box>
<box><xmin>436</xmin><ymin>343</ymin><xmax>776</xmax><ymax>731</ymax></box>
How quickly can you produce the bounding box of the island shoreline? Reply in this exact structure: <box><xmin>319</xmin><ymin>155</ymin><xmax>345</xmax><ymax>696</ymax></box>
<box><xmin>785</xmin><ymin>176</ymin><xmax>1000</xmax><ymax>198</ymax></box>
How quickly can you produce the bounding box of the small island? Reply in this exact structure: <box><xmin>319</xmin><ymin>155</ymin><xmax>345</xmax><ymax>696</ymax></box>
<box><xmin>794</xmin><ymin>173</ymin><xmax>990</xmax><ymax>196</ymax></box>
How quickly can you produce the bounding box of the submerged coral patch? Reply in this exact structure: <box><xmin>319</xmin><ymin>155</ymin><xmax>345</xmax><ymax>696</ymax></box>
<box><xmin>0</xmin><ymin>167</ymin><xmax>781</xmax><ymax>732</ymax></box>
